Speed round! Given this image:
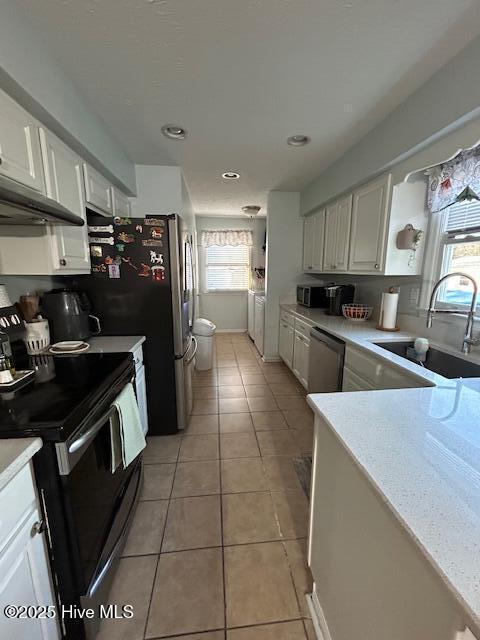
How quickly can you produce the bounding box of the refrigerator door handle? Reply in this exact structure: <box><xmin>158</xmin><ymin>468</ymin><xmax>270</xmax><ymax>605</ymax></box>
<box><xmin>185</xmin><ymin>336</ymin><xmax>197</xmax><ymax>365</ymax></box>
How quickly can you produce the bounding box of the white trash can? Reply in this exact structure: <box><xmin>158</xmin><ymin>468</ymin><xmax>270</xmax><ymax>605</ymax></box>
<box><xmin>193</xmin><ymin>318</ymin><xmax>216</xmax><ymax>370</ymax></box>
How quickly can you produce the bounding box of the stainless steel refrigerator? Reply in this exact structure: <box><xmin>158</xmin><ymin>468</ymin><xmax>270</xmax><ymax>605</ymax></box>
<box><xmin>72</xmin><ymin>213</ymin><xmax>196</xmax><ymax>434</ymax></box>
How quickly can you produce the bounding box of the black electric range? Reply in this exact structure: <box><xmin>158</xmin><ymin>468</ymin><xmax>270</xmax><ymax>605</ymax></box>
<box><xmin>0</xmin><ymin>351</ymin><xmax>142</xmax><ymax>640</ymax></box>
<box><xmin>0</xmin><ymin>352</ymin><xmax>132</xmax><ymax>440</ymax></box>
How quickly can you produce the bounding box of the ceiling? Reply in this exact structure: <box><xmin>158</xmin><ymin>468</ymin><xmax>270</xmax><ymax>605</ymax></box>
<box><xmin>17</xmin><ymin>0</ymin><xmax>480</xmax><ymax>216</ymax></box>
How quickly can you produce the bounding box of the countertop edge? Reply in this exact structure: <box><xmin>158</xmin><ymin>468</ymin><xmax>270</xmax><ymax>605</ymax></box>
<box><xmin>307</xmin><ymin>391</ymin><xmax>480</xmax><ymax>636</ymax></box>
<box><xmin>87</xmin><ymin>335</ymin><xmax>146</xmax><ymax>354</ymax></box>
<box><xmin>0</xmin><ymin>437</ymin><xmax>43</xmax><ymax>493</ymax></box>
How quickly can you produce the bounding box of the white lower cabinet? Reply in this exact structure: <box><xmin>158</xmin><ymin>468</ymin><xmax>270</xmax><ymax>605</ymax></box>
<box><xmin>292</xmin><ymin>330</ymin><xmax>310</xmax><ymax>389</ymax></box>
<box><xmin>247</xmin><ymin>291</ymin><xmax>256</xmax><ymax>339</ymax></box>
<box><xmin>0</xmin><ymin>464</ymin><xmax>60</xmax><ymax>640</ymax></box>
<box><xmin>278</xmin><ymin>316</ymin><xmax>294</xmax><ymax>369</ymax></box>
<box><xmin>135</xmin><ymin>364</ymin><xmax>148</xmax><ymax>435</ymax></box>
<box><xmin>278</xmin><ymin>309</ymin><xmax>311</xmax><ymax>388</ymax></box>
<box><xmin>343</xmin><ymin>345</ymin><xmax>428</xmax><ymax>391</ymax></box>
<box><xmin>254</xmin><ymin>296</ymin><xmax>265</xmax><ymax>356</ymax></box>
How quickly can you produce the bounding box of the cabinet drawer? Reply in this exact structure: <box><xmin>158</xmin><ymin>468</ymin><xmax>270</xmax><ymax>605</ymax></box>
<box><xmin>344</xmin><ymin>345</ymin><xmax>382</xmax><ymax>384</ymax></box>
<box><xmin>0</xmin><ymin>464</ymin><xmax>36</xmax><ymax>551</ymax></box>
<box><xmin>294</xmin><ymin>317</ymin><xmax>313</xmax><ymax>339</ymax></box>
<box><xmin>280</xmin><ymin>310</ymin><xmax>295</xmax><ymax>327</ymax></box>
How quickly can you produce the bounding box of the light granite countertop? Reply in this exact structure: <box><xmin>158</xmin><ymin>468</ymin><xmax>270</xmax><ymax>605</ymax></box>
<box><xmin>290</xmin><ymin>303</ymin><xmax>480</xmax><ymax>632</ymax></box>
<box><xmin>87</xmin><ymin>335</ymin><xmax>146</xmax><ymax>354</ymax></box>
<box><xmin>281</xmin><ymin>304</ymin><xmax>480</xmax><ymax>387</ymax></box>
<box><xmin>0</xmin><ymin>437</ymin><xmax>42</xmax><ymax>492</ymax></box>
<box><xmin>308</xmin><ymin>383</ymin><xmax>480</xmax><ymax>635</ymax></box>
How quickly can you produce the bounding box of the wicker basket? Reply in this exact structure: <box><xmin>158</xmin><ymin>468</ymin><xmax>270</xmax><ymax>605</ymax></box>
<box><xmin>342</xmin><ymin>304</ymin><xmax>373</xmax><ymax>322</ymax></box>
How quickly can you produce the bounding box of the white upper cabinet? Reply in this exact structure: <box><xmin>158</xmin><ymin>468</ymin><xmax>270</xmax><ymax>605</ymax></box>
<box><xmin>39</xmin><ymin>128</ymin><xmax>90</xmax><ymax>272</ymax></box>
<box><xmin>303</xmin><ymin>210</ymin><xmax>324</xmax><ymax>272</ymax></box>
<box><xmin>348</xmin><ymin>174</ymin><xmax>391</xmax><ymax>273</ymax></box>
<box><xmin>83</xmin><ymin>164</ymin><xmax>113</xmax><ymax>215</ymax></box>
<box><xmin>111</xmin><ymin>186</ymin><xmax>131</xmax><ymax>218</ymax></box>
<box><xmin>334</xmin><ymin>194</ymin><xmax>352</xmax><ymax>271</ymax></box>
<box><xmin>0</xmin><ymin>91</ymin><xmax>44</xmax><ymax>193</ymax></box>
<box><xmin>323</xmin><ymin>195</ymin><xmax>351</xmax><ymax>272</ymax></box>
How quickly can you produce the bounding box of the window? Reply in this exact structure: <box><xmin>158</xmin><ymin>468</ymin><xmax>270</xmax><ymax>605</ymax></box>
<box><xmin>436</xmin><ymin>199</ymin><xmax>480</xmax><ymax>308</ymax></box>
<box><xmin>205</xmin><ymin>244</ymin><xmax>250</xmax><ymax>291</ymax></box>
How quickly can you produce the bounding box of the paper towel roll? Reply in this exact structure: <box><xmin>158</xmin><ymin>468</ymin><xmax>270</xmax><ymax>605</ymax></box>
<box><xmin>380</xmin><ymin>292</ymin><xmax>399</xmax><ymax>329</ymax></box>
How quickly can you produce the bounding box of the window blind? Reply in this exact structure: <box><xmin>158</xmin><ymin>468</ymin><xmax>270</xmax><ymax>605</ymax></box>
<box><xmin>445</xmin><ymin>199</ymin><xmax>480</xmax><ymax>236</ymax></box>
<box><xmin>205</xmin><ymin>245</ymin><xmax>250</xmax><ymax>291</ymax></box>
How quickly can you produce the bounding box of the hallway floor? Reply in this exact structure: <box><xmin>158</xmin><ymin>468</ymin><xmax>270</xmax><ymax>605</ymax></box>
<box><xmin>99</xmin><ymin>333</ymin><xmax>315</xmax><ymax>640</ymax></box>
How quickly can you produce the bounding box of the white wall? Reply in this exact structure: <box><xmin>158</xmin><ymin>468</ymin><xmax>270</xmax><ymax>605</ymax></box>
<box><xmin>0</xmin><ymin>0</ymin><xmax>136</xmax><ymax>193</ymax></box>
<box><xmin>301</xmin><ymin>34</ymin><xmax>480</xmax><ymax>215</ymax></box>
<box><xmin>196</xmin><ymin>216</ymin><xmax>266</xmax><ymax>332</ymax></box>
<box><xmin>264</xmin><ymin>192</ymin><xmax>302</xmax><ymax>360</ymax></box>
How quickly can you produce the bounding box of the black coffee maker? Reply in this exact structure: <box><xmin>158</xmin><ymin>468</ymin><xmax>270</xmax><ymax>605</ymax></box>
<box><xmin>41</xmin><ymin>289</ymin><xmax>101</xmax><ymax>343</ymax></box>
<box><xmin>325</xmin><ymin>284</ymin><xmax>355</xmax><ymax>315</ymax></box>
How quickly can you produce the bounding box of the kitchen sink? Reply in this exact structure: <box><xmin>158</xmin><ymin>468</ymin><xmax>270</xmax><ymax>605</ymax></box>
<box><xmin>373</xmin><ymin>341</ymin><xmax>480</xmax><ymax>379</ymax></box>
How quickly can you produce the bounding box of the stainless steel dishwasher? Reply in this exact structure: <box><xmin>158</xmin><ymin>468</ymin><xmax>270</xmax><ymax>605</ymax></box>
<box><xmin>308</xmin><ymin>326</ymin><xmax>345</xmax><ymax>392</ymax></box>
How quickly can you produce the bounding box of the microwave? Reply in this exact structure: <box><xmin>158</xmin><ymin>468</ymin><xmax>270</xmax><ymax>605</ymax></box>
<box><xmin>296</xmin><ymin>285</ymin><xmax>328</xmax><ymax>308</ymax></box>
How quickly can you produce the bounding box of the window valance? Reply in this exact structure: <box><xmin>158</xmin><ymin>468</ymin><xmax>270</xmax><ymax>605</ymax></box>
<box><xmin>427</xmin><ymin>147</ymin><xmax>480</xmax><ymax>213</ymax></box>
<box><xmin>201</xmin><ymin>229</ymin><xmax>253</xmax><ymax>247</ymax></box>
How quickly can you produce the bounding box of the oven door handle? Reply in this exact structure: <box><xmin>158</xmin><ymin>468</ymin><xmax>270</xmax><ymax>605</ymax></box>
<box><xmin>68</xmin><ymin>405</ymin><xmax>117</xmax><ymax>454</ymax></box>
<box><xmin>87</xmin><ymin>463</ymin><xmax>142</xmax><ymax>597</ymax></box>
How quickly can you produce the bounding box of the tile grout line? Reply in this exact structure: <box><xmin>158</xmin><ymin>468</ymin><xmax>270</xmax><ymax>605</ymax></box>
<box><xmin>142</xmin><ymin>427</ymin><xmax>183</xmax><ymax>640</ymax></box>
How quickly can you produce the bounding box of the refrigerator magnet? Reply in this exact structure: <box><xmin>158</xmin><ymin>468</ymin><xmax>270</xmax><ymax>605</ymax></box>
<box><xmin>88</xmin><ymin>224</ymin><xmax>114</xmax><ymax>234</ymax></box>
<box><xmin>121</xmin><ymin>257</ymin><xmax>138</xmax><ymax>270</ymax></box>
<box><xmin>142</xmin><ymin>239</ymin><xmax>163</xmax><ymax>247</ymax></box>
<box><xmin>114</xmin><ymin>217</ymin><xmax>130</xmax><ymax>226</ymax></box>
<box><xmin>108</xmin><ymin>264</ymin><xmax>121</xmax><ymax>279</ymax></box>
<box><xmin>139</xmin><ymin>263</ymin><xmax>151</xmax><ymax>277</ymax></box>
<box><xmin>144</xmin><ymin>218</ymin><xmax>165</xmax><ymax>227</ymax></box>
<box><xmin>117</xmin><ymin>232</ymin><xmax>134</xmax><ymax>243</ymax></box>
<box><xmin>92</xmin><ymin>263</ymin><xmax>107</xmax><ymax>273</ymax></box>
<box><xmin>90</xmin><ymin>236</ymin><xmax>114</xmax><ymax>245</ymax></box>
<box><xmin>135</xmin><ymin>225</ymin><xmax>143</xmax><ymax>233</ymax></box>
<box><xmin>90</xmin><ymin>245</ymin><xmax>103</xmax><ymax>257</ymax></box>
<box><xmin>104</xmin><ymin>255</ymin><xmax>114</xmax><ymax>265</ymax></box>
<box><xmin>151</xmin><ymin>265</ymin><xmax>166</xmax><ymax>281</ymax></box>
<box><xmin>115</xmin><ymin>243</ymin><xmax>125</xmax><ymax>252</ymax></box>
<box><xmin>151</xmin><ymin>228</ymin><xmax>164</xmax><ymax>239</ymax></box>
<box><xmin>149</xmin><ymin>251</ymin><xmax>163</xmax><ymax>265</ymax></box>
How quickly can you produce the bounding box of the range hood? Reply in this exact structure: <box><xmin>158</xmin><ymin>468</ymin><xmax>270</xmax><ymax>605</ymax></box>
<box><xmin>0</xmin><ymin>174</ymin><xmax>84</xmax><ymax>226</ymax></box>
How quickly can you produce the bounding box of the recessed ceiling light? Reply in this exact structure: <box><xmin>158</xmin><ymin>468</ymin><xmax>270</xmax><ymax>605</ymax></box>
<box><xmin>222</xmin><ymin>171</ymin><xmax>240</xmax><ymax>180</ymax></box>
<box><xmin>161</xmin><ymin>124</ymin><xmax>187</xmax><ymax>140</ymax></box>
<box><xmin>287</xmin><ymin>135</ymin><xmax>311</xmax><ymax>147</ymax></box>
<box><xmin>242</xmin><ymin>205</ymin><xmax>261</xmax><ymax>217</ymax></box>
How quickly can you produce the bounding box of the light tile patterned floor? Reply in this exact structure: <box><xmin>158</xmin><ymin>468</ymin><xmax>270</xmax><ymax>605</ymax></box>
<box><xmin>98</xmin><ymin>333</ymin><xmax>314</xmax><ymax>640</ymax></box>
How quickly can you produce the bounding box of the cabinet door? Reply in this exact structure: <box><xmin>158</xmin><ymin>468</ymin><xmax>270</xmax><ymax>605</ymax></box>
<box><xmin>311</xmin><ymin>211</ymin><xmax>325</xmax><ymax>271</ymax></box>
<box><xmin>333</xmin><ymin>194</ymin><xmax>352</xmax><ymax>271</ymax></box>
<box><xmin>111</xmin><ymin>186</ymin><xmax>130</xmax><ymax>218</ymax></box>
<box><xmin>293</xmin><ymin>332</ymin><xmax>309</xmax><ymax>388</ymax></box>
<box><xmin>303</xmin><ymin>216</ymin><xmax>315</xmax><ymax>271</ymax></box>
<box><xmin>303</xmin><ymin>212</ymin><xmax>324</xmax><ymax>272</ymax></box>
<box><xmin>348</xmin><ymin>174</ymin><xmax>391</xmax><ymax>272</ymax></box>
<box><xmin>0</xmin><ymin>509</ymin><xmax>60</xmax><ymax>639</ymax></box>
<box><xmin>376</xmin><ymin>364</ymin><xmax>421</xmax><ymax>390</ymax></box>
<box><xmin>0</xmin><ymin>91</ymin><xmax>44</xmax><ymax>192</ymax></box>
<box><xmin>254</xmin><ymin>300</ymin><xmax>265</xmax><ymax>355</ymax></box>
<box><xmin>342</xmin><ymin>367</ymin><xmax>374</xmax><ymax>391</ymax></box>
<box><xmin>323</xmin><ymin>202</ymin><xmax>337</xmax><ymax>271</ymax></box>
<box><xmin>247</xmin><ymin>292</ymin><xmax>255</xmax><ymax>339</ymax></box>
<box><xmin>39</xmin><ymin>129</ymin><xmax>90</xmax><ymax>272</ymax></box>
<box><xmin>135</xmin><ymin>364</ymin><xmax>149</xmax><ymax>435</ymax></box>
<box><xmin>279</xmin><ymin>319</ymin><xmax>294</xmax><ymax>369</ymax></box>
<box><xmin>83</xmin><ymin>164</ymin><xmax>113</xmax><ymax>215</ymax></box>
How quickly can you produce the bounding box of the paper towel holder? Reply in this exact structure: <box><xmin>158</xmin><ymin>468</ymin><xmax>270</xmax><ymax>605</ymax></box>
<box><xmin>377</xmin><ymin>287</ymin><xmax>401</xmax><ymax>332</ymax></box>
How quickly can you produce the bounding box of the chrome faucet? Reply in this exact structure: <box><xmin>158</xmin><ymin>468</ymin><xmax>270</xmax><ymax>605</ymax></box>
<box><xmin>427</xmin><ymin>272</ymin><xmax>479</xmax><ymax>354</ymax></box>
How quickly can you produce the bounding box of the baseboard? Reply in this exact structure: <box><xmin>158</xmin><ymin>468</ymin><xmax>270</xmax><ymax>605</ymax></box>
<box><xmin>307</xmin><ymin>589</ymin><xmax>333</xmax><ymax>640</ymax></box>
<box><xmin>215</xmin><ymin>329</ymin><xmax>247</xmax><ymax>334</ymax></box>
<box><xmin>261</xmin><ymin>355</ymin><xmax>282</xmax><ymax>363</ymax></box>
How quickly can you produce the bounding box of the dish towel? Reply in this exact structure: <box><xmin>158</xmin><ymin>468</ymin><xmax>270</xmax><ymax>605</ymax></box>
<box><xmin>112</xmin><ymin>382</ymin><xmax>146</xmax><ymax>470</ymax></box>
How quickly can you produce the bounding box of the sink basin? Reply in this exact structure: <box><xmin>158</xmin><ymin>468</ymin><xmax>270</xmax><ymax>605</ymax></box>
<box><xmin>373</xmin><ymin>341</ymin><xmax>480</xmax><ymax>379</ymax></box>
